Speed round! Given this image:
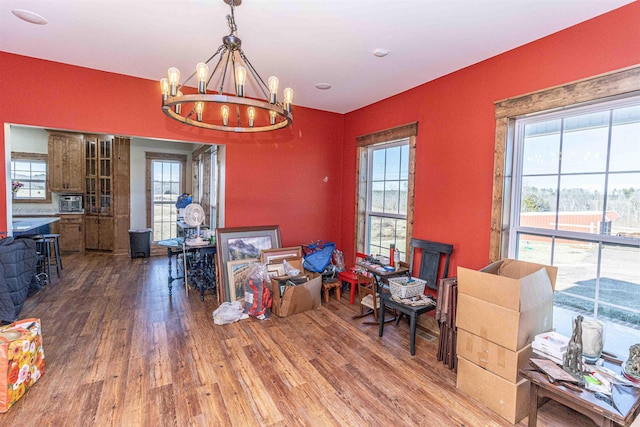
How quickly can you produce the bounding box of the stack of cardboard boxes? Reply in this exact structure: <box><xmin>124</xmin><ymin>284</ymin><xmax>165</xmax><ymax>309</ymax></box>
<box><xmin>455</xmin><ymin>259</ymin><xmax>557</xmax><ymax>424</ymax></box>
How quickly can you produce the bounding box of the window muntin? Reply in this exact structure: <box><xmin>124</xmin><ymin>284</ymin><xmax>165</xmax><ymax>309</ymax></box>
<box><xmin>511</xmin><ymin>96</ymin><xmax>640</xmax><ymax>325</ymax></box>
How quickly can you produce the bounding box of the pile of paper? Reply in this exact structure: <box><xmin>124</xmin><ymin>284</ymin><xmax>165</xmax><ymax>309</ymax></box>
<box><xmin>532</xmin><ymin>331</ymin><xmax>569</xmax><ymax>365</ymax></box>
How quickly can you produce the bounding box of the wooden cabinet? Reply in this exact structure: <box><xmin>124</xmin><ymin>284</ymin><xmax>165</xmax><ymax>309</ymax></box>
<box><xmin>58</xmin><ymin>215</ymin><xmax>84</xmax><ymax>253</ymax></box>
<box><xmin>48</xmin><ymin>132</ymin><xmax>84</xmax><ymax>193</ymax></box>
<box><xmin>84</xmin><ymin>135</ymin><xmax>130</xmax><ymax>253</ymax></box>
<box><xmin>84</xmin><ymin>216</ymin><xmax>114</xmax><ymax>251</ymax></box>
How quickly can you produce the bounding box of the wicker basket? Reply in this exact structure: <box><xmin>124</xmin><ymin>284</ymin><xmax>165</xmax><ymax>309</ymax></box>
<box><xmin>388</xmin><ymin>277</ymin><xmax>427</xmax><ymax>299</ymax></box>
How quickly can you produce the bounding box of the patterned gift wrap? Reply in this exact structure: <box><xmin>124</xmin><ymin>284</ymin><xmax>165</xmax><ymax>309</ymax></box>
<box><xmin>0</xmin><ymin>318</ymin><xmax>45</xmax><ymax>412</ymax></box>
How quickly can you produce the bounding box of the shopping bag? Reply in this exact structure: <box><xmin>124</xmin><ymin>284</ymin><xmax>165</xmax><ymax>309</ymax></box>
<box><xmin>0</xmin><ymin>318</ymin><xmax>45</xmax><ymax>412</ymax></box>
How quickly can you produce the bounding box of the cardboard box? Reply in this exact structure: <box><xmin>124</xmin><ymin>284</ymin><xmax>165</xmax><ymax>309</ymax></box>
<box><xmin>456</xmin><ymin>259</ymin><xmax>557</xmax><ymax>351</ymax></box>
<box><xmin>456</xmin><ymin>356</ymin><xmax>530</xmax><ymax>424</ymax></box>
<box><xmin>270</xmin><ymin>275</ymin><xmax>322</xmax><ymax>317</ymax></box>
<box><xmin>456</xmin><ymin>329</ymin><xmax>532</xmax><ymax>383</ymax></box>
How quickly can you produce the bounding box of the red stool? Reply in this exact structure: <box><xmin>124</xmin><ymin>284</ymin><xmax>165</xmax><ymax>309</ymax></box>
<box><xmin>338</xmin><ymin>270</ymin><xmax>359</xmax><ymax>304</ymax></box>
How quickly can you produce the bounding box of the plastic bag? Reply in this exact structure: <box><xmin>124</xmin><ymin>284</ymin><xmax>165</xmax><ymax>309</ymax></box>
<box><xmin>302</xmin><ymin>241</ymin><xmax>336</xmax><ymax>273</ymax></box>
<box><xmin>282</xmin><ymin>259</ymin><xmax>300</xmax><ymax>276</ymax></box>
<box><xmin>243</xmin><ymin>263</ymin><xmax>272</xmax><ymax>319</ymax></box>
<box><xmin>212</xmin><ymin>301</ymin><xmax>247</xmax><ymax>325</ymax></box>
<box><xmin>333</xmin><ymin>249</ymin><xmax>345</xmax><ymax>272</ymax></box>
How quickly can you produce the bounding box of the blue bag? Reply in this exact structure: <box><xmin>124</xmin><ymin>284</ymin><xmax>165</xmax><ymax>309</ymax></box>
<box><xmin>302</xmin><ymin>241</ymin><xmax>336</xmax><ymax>273</ymax></box>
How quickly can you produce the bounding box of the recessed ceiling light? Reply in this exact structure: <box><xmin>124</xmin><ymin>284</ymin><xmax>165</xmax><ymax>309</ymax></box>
<box><xmin>373</xmin><ymin>48</ymin><xmax>389</xmax><ymax>58</ymax></box>
<box><xmin>12</xmin><ymin>9</ymin><xmax>48</xmax><ymax>25</ymax></box>
<box><xmin>315</xmin><ymin>83</ymin><xmax>332</xmax><ymax>90</ymax></box>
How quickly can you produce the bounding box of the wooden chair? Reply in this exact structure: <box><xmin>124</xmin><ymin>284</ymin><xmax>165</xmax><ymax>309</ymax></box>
<box><xmin>393</xmin><ymin>238</ymin><xmax>454</xmax><ymax>332</ymax></box>
<box><xmin>404</xmin><ymin>238</ymin><xmax>454</xmax><ymax>290</ymax></box>
<box><xmin>356</xmin><ymin>273</ymin><xmax>379</xmax><ymax>323</ymax></box>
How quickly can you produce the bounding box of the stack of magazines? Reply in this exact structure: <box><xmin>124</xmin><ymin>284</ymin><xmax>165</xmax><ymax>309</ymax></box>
<box><xmin>531</xmin><ymin>331</ymin><xmax>570</xmax><ymax>365</ymax></box>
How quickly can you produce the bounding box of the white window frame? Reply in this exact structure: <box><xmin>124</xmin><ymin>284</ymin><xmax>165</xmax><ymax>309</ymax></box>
<box><xmin>365</xmin><ymin>139</ymin><xmax>410</xmax><ymax>259</ymax></box>
<box><xmin>146</xmin><ymin>153</ymin><xmax>187</xmax><ymax>242</ymax></box>
<box><xmin>509</xmin><ymin>95</ymin><xmax>640</xmax><ymax>253</ymax></box>
<box><xmin>10</xmin><ymin>153</ymin><xmax>49</xmax><ymax>202</ymax></box>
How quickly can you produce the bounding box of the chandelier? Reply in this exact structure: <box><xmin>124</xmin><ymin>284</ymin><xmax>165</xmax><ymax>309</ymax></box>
<box><xmin>160</xmin><ymin>0</ymin><xmax>293</xmax><ymax>133</ymax></box>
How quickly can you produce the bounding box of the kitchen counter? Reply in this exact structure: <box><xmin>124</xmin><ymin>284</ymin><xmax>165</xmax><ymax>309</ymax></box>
<box><xmin>12</xmin><ymin>217</ymin><xmax>60</xmax><ymax>233</ymax></box>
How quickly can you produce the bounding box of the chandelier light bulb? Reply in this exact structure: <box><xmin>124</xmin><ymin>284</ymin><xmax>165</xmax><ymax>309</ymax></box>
<box><xmin>284</xmin><ymin>87</ymin><xmax>294</xmax><ymax>112</ymax></box>
<box><xmin>196</xmin><ymin>62</ymin><xmax>209</xmax><ymax>94</ymax></box>
<box><xmin>195</xmin><ymin>102</ymin><xmax>204</xmax><ymax>122</ymax></box>
<box><xmin>268</xmin><ymin>76</ymin><xmax>279</xmax><ymax>104</ymax></box>
<box><xmin>160</xmin><ymin>78</ymin><xmax>169</xmax><ymax>101</ymax></box>
<box><xmin>235</xmin><ymin>65</ymin><xmax>246</xmax><ymax>97</ymax></box>
<box><xmin>167</xmin><ymin>67</ymin><xmax>180</xmax><ymax>96</ymax></box>
<box><xmin>247</xmin><ymin>107</ymin><xmax>255</xmax><ymax>127</ymax></box>
<box><xmin>221</xmin><ymin>105</ymin><xmax>230</xmax><ymax>126</ymax></box>
<box><xmin>269</xmin><ymin>110</ymin><xmax>277</xmax><ymax>125</ymax></box>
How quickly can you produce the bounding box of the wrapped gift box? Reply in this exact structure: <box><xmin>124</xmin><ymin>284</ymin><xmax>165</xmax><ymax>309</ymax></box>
<box><xmin>0</xmin><ymin>318</ymin><xmax>45</xmax><ymax>412</ymax></box>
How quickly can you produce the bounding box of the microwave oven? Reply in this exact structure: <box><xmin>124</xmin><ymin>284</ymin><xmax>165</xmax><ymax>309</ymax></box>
<box><xmin>59</xmin><ymin>195</ymin><xmax>83</xmax><ymax>213</ymax></box>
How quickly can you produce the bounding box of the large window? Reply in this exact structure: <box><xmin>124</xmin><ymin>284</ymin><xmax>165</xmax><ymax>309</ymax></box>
<box><xmin>510</xmin><ymin>96</ymin><xmax>640</xmax><ymax>325</ymax></box>
<box><xmin>146</xmin><ymin>153</ymin><xmax>187</xmax><ymax>242</ymax></box>
<box><xmin>366</xmin><ymin>141</ymin><xmax>409</xmax><ymax>259</ymax></box>
<box><xmin>10</xmin><ymin>153</ymin><xmax>49</xmax><ymax>202</ymax></box>
<box><xmin>356</xmin><ymin>123</ymin><xmax>416</xmax><ymax>262</ymax></box>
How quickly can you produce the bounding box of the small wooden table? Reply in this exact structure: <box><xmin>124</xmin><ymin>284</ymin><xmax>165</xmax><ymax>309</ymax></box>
<box><xmin>520</xmin><ymin>364</ymin><xmax>640</xmax><ymax>426</ymax></box>
<box><xmin>378</xmin><ymin>292</ymin><xmax>436</xmax><ymax>356</ymax></box>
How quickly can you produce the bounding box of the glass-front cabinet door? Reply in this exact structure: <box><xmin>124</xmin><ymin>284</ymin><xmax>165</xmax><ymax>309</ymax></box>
<box><xmin>85</xmin><ymin>136</ymin><xmax>113</xmax><ymax>216</ymax></box>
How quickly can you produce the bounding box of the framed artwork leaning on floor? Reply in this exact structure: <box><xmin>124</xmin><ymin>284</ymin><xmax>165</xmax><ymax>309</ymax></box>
<box><xmin>215</xmin><ymin>225</ymin><xmax>281</xmax><ymax>302</ymax></box>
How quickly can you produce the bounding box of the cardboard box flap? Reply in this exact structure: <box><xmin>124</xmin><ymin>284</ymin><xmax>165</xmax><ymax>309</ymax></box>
<box><xmin>499</xmin><ymin>259</ymin><xmax>557</xmax><ymax>290</ymax></box>
<box><xmin>519</xmin><ymin>268</ymin><xmax>554</xmax><ymax>311</ymax></box>
<box><xmin>479</xmin><ymin>260</ymin><xmax>504</xmax><ymax>275</ymax></box>
<box><xmin>458</xmin><ymin>266</ymin><xmax>522</xmax><ymax>310</ymax></box>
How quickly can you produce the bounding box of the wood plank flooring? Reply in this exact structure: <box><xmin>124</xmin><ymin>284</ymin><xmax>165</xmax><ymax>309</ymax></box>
<box><xmin>1</xmin><ymin>252</ymin><xmax>598</xmax><ymax>426</ymax></box>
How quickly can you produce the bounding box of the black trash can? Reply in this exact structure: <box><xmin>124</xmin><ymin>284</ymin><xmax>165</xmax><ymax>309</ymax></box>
<box><xmin>129</xmin><ymin>228</ymin><xmax>152</xmax><ymax>259</ymax></box>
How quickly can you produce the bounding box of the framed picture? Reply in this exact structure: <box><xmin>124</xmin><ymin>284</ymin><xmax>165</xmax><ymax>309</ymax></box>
<box><xmin>216</xmin><ymin>225</ymin><xmax>281</xmax><ymax>301</ymax></box>
<box><xmin>227</xmin><ymin>258</ymin><xmax>259</xmax><ymax>302</ymax></box>
<box><xmin>260</xmin><ymin>246</ymin><xmax>302</xmax><ymax>264</ymax></box>
<box><xmin>266</xmin><ymin>263</ymin><xmax>285</xmax><ymax>278</ymax></box>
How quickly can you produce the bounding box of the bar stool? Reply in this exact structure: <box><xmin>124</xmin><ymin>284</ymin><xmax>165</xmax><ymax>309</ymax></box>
<box><xmin>37</xmin><ymin>234</ymin><xmax>62</xmax><ymax>279</ymax></box>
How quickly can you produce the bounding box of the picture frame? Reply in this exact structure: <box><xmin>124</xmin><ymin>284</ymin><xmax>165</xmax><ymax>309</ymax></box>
<box><xmin>266</xmin><ymin>263</ymin><xmax>286</xmax><ymax>278</ymax></box>
<box><xmin>260</xmin><ymin>246</ymin><xmax>302</xmax><ymax>264</ymax></box>
<box><xmin>215</xmin><ymin>225</ymin><xmax>281</xmax><ymax>302</ymax></box>
<box><xmin>227</xmin><ymin>258</ymin><xmax>260</xmax><ymax>302</ymax></box>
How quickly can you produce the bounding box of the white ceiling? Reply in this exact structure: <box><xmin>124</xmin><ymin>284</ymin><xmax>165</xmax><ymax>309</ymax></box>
<box><xmin>0</xmin><ymin>0</ymin><xmax>634</xmax><ymax>114</ymax></box>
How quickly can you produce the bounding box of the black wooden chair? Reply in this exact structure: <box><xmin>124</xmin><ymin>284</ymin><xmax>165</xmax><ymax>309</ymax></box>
<box><xmin>381</xmin><ymin>238</ymin><xmax>453</xmax><ymax>355</ymax></box>
<box><xmin>403</xmin><ymin>238</ymin><xmax>454</xmax><ymax>290</ymax></box>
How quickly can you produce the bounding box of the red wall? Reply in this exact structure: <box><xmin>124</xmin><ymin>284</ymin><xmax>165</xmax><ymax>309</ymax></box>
<box><xmin>0</xmin><ymin>53</ymin><xmax>344</xmax><ymax>246</ymax></box>
<box><xmin>2</xmin><ymin>2</ymin><xmax>640</xmax><ymax>268</ymax></box>
<box><xmin>340</xmin><ymin>1</ymin><xmax>640</xmax><ymax>273</ymax></box>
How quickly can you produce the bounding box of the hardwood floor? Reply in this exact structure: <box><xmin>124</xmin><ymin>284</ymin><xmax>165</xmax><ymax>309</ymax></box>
<box><xmin>1</xmin><ymin>252</ymin><xmax>598</xmax><ymax>426</ymax></box>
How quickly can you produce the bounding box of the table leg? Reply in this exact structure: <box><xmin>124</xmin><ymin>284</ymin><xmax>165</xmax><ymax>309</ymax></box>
<box><xmin>528</xmin><ymin>383</ymin><xmax>539</xmax><ymax>427</ymax></box>
<box><xmin>409</xmin><ymin>312</ymin><xmax>417</xmax><ymax>356</ymax></box>
<box><xmin>167</xmin><ymin>247</ymin><xmax>173</xmax><ymax>296</ymax></box>
<box><xmin>379</xmin><ymin>298</ymin><xmax>386</xmax><ymax>337</ymax></box>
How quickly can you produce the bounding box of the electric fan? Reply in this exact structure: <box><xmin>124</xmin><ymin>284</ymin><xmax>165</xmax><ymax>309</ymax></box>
<box><xmin>183</xmin><ymin>203</ymin><xmax>206</xmax><ymax>246</ymax></box>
